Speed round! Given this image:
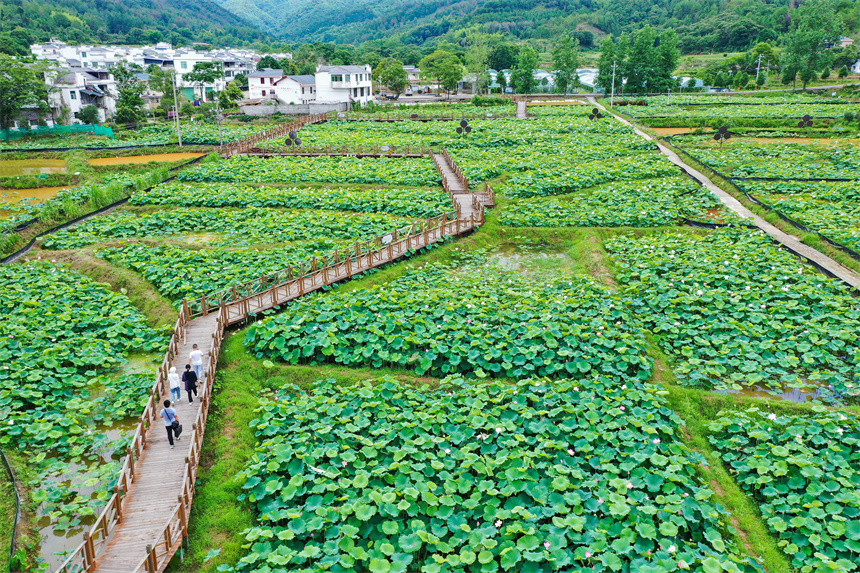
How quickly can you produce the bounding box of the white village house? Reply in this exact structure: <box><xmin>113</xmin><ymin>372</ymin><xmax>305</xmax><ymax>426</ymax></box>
<box><xmin>246</xmin><ymin>65</ymin><xmax>372</xmax><ymax>107</ymax></box>
<box><xmin>50</xmin><ymin>68</ymin><xmax>117</xmax><ymax>124</ymax></box>
<box><xmin>274</xmin><ymin>75</ymin><xmax>317</xmax><ymax>104</ymax></box>
<box><xmin>315</xmin><ymin>65</ymin><xmax>373</xmax><ymax>106</ymax></box>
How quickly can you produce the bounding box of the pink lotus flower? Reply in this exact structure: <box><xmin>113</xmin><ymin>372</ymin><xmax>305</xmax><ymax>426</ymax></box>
<box><xmin>585</xmin><ymin>552</ymin><xmax>591</xmax><ymax>558</ymax></box>
<box><xmin>544</xmin><ymin>541</ymin><xmax>550</xmax><ymax>550</ymax></box>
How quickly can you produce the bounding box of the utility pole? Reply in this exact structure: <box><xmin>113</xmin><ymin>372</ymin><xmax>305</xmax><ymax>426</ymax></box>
<box><xmin>667</xmin><ymin>88</ymin><xmax>670</xmax><ymax>104</ymax></box>
<box><xmin>171</xmin><ymin>70</ymin><xmax>182</xmax><ymax>147</ymax></box>
<box><xmin>755</xmin><ymin>53</ymin><xmax>763</xmax><ymax>81</ymax></box>
<box><xmin>610</xmin><ymin>61</ymin><xmax>617</xmax><ymax>107</ymax></box>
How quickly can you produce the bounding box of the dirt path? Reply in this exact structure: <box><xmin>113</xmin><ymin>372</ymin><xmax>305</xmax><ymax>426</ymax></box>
<box><xmin>589</xmin><ymin>97</ymin><xmax>860</xmax><ymax>291</ymax></box>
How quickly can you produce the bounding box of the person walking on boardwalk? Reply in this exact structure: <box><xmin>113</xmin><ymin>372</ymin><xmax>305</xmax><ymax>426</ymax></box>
<box><xmin>161</xmin><ymin>400</ymin><xmax>180</xmax><ymax>450</ymax></box>
<box><xmin>183</xmin><ymin>364</ymin><xmax>198</xmax><ymax>404</ymax></box>
<box><xmin>168</xmin><ymin>366</ymin><xmax>181</xmax><ymax>406</ymax></box>
<box><xmin>189</xmin><ymin>344</ymin><xmax>204</xmax><ymax>382</ymax></box>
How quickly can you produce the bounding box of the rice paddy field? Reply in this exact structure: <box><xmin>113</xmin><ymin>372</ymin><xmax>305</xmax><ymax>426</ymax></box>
<box><xmin>2</xmin><ymin>96</ymin><xmax>859</xmax><ymax>573</ymax></box>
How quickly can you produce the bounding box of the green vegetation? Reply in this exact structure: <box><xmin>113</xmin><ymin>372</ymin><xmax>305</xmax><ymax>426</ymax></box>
<box><xmin>226</xmin><ymin>375</ymin><xmax>761</xmax><ymax>573</ymax></box>
<box><xmin>606</xmin><ymin>228</ymin><xmax>860</xmax><ymax>399</ymax></box>
<box><xmin>710</xmin><ymin>409</ymin><xmax>860</xmax><ymax>572</ymax></box>
<box><xmin>177</xmin><ymin>156</ymin><xmax>440</xmax><ymax>187</ymax></box>
<box><xmin>0</xmin><ymin>260</ymin><xmax>164</xmax><ymax>534</ymax></box>
<box><xmin>245</xmin><ymin>255</ymin><xmax>652</xmax><ymax>380</ymax></box>
<box><xmin>0</xmin><ymin>0</ymin><xmax>269</xmax><ymax>55</ymax></box>
<box><xmin>498</xmin><ymin>177</ymin><xmax>739</xmax><ymax>227</ymax></box>
<box><xmin>131</xmin><ymin>182</ymin><xmax>452</xmax><ymax>218</ymax></box>
<box><xmin>42</xmin><ymin>206</ymin><xmax>412</xmax><ymax>250</ymax></box>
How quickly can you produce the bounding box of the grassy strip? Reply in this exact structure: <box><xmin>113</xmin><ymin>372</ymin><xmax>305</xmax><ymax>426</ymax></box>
<box><xmin>0</xmin><ymin>459</ymin><xmax>14</xmax><ymax>572</ymax></box>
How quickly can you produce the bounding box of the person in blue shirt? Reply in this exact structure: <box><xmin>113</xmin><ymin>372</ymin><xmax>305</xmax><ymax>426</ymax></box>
<box><xmin>161</xmin><ymin>399</ymin><xmax>181</xmax><ymax>450</ymax></box>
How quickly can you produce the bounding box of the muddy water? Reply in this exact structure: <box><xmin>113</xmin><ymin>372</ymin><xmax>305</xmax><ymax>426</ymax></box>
<box><xmin>651</xmin><ymin>127</ymin><xmax>713</xmax><ymax>135</ymax></box>
<box><xmin>0</xmin><ymin>159</ymin><xmax>66</xmax><ymax>176</ymax></box>
<box><xmin>88</xmin><ymin>152</ymin><xmax>204</xmax><ymax>166</ymax></box>
<box><xmin>0</xmin><ymin>186</ymin><xmax>69</xmax><ymax>217</ymax></box>
<box><xmin>715</xmin><ymin>384</ymin><xmax>821</xmax><ymax>403</ymax></box>
<box><xmin>491</xmin><ymin>243</ymin><xmax>573</xmax><ymax>272</ymax></box>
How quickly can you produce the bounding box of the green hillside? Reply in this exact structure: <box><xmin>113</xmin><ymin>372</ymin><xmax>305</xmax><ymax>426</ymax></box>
<box><xmin>214</xmin><ymin>0</ymin><xmax>859</xmax><ymax>52</ymax></box>
<box><xmin>0</xmin><ymin>0</ymin><xmax>271</xmax><ymax>55</ymax></box>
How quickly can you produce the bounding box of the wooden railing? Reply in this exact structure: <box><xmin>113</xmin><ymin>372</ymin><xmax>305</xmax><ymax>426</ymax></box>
<box><xmin>442</xmin><ymin>148</ymin><xmax>469</xmax><ymax>191</ymax></box>
<box><xmin>54</xmin><ymin>306</ymin><xmax>192</xmax><ymax>573</ymax></box>
<box><xmin>184</xmin><ymin>205</ymin><xmax>473</xmax><ymax>320</ymax></box>
<box><xmin>214</xmin><ymin>210</ymin><xmax>482</xmax><ymax>326</ymax></box>
<box><xmin>249</xmin><ymin>144</ymin><xmax>432</xmax><ymax>157</ymax></box>
<box><xmin>133</xmin><ymin>312</ymin><xmax>225</xmax><ymax>573</ymax></box>
<box><xmin>329</xmin><ymin>111</ymin><xmax>518</xmax><ymax>121</ymax></box>
<box><xmin>478</xmin><ymin>181</ymin><xmax>495</xmax><ymax>206</ymax></box>
<box><xmin>219</xmin><ymin>113</ymin><xmax>327</xmax><ymax>158</ymax></box>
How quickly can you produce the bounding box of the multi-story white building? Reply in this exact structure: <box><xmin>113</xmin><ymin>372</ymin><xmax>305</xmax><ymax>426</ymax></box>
<box><xmin>49</xmin><ymin>68</ymin><xmax>117</xmax><ymax>123</ymax></box>
<box><xmin>315</xmin><ymin>65</ymin><xmax>373</xmax><ymax>106</ymax></box>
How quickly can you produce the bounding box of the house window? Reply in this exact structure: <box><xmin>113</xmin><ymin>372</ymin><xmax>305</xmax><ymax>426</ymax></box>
<box><xmin>70</xmin><ymin>91</ymin><xmax>76</xmax><ymax>100</ymax></box>
<box><xmin>181</xmin><ymin>61</ymin><xmax>187</xmax><ymax>69</ymax></box>
<box><xmin>331</xmin><ymin>74</ymin><xmax>342</xmax><ymax>82</ymax></box>
<box><xmin>262</xmin><ymin>90</ymin><xmax>266</xmax><ymax>96</ymax></box>
<box><xmin>301</xmin><ymin>87</ymin><xmax>304</xmax><ymax>94</ymax></box>
<box><xmin>345</xmin><ymin>74</ymin><xmax>350</xmax><ymax>82</ymax></box>
<box><xmin>81</xmin><ymin>52</ymin><xmax>87</xmax><ymax>58</ymax></box>
<box><xmin>261</xmin><ymin>78</ymin><xmax>265</xmax><ymax>84</ymax></box>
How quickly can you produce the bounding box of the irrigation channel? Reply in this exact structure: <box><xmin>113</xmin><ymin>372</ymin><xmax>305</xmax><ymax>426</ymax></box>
<box><xmin>47</xmin><ymin>133</ymin><xmax>493</xmax><ymax>572</ymax></box>
<box><xmin>589</xmin><ymin>96</ymin><xmax>860</xmax><ymax>291</ymax></box>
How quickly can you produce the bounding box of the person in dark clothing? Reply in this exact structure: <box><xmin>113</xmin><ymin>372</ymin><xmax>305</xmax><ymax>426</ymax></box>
<box><xmin>161</xmin><ymin>399</ymin><xmax>180</xmax><ymax>449</ymax></box>
<box><xmin>182</xmin><ymin>364</ymin><xmax>198</xmax><ymax>404</ymax></box>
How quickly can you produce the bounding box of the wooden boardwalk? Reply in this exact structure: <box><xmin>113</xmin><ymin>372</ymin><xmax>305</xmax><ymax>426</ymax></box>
<box><xmin>55</xmin><ymin>145</ymin><xmax>492</xmax><ymax>573</ymax></box>
<box><xmin>589</xmin><ymin>97</ymin><xmax>860</xmax><ymax>290</ymax></box>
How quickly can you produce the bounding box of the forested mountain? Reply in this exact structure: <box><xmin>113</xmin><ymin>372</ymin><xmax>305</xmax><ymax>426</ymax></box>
<box><xmin>214</xmin><ymin>0</ymin><xmax>859</xmax><ymax>52</ymax></box>
<box><xmin>0</xmin><ymin>0</ymin><xmax>270</xmax><ymax>55</ymax></box>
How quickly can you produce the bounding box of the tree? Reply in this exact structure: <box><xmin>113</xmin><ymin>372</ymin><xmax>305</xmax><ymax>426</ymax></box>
<box><xmin>487</xmin><ymin>44</ymin><xmax>518</xmax><ymax>71</ymax></box>
<box><xmin>465</xmin><ymin>35</ymin><xmax>490</xmax><ymax>94</ymax></box>
<box><xmin>596</xmin><ymin>36</ymin><xmax>617</xmax><ymax>93</ymax></box>
<box><xmin>374</xmin><ymin>58</ymin><xmax>409</xmax><ymax>95</ymax></box>
<box><xmin>781</xmin><ymin>0</ymin><xmax>843</xmax><ymax>88</ymax></box>
<box><xmin>838</xmin><ymin>65</ymin><xmax>850</xmax><ymax>78</ymax></box>
<box><xmin>552</xmin><ymin>33</ymin><xmax>580</xmax><ymax>95</ymax></box>
<box><xmin>597</xmin><ymin>28</ymin><xmax>679</xmax><ymax>95</ymax></box>
<box><xmin>821</xmin><ymin>66</ymin><xmax>831</xmax><ymax>79</ymax></box>
<box><xmin>78</xmin><ymin>104</ymin><xmax>100</xmax><ymax>124</ymax></box>
<box><xmin>511</xmin><ymin>46</ymin><xmax>539</xmax><ymax>94</ymax></box>
<box><xmin>419</xmin><ymin>50</ymin><xmax>462</xmax><ymax>94</ymax></box>
<box><xmin>497</xmin><ymin>70</ymin><xmax>508</xmax><ymax>94</ymax></box>
<box><xmin>218</xmin><ymin>82</ymin><xmax>244</xmax><ymax>108</ymax></box>
<box><xmin>185</xmin><ymin>62</ymin><xmax>223</xmax><ymax>101</ymax></box>
<box><xmin>0</xmin><ymin>54</ymin><xmax>49</xmax><ymax>130</ymax></box>
<box><xmin>34</xmin><ymin>59</ymin><xmax>64</xmax><ymax>123</ymax></box>
<box><xmin>256</xmin><ymin>55</ymin><xmax>281</xmax><ymax>70</ymax></box>
<box><xmin>437</xmin><ymin>55</ymin><xmax>465</xmax><ymax>98</ymax></box>
<box><xmin>112</xmin><ymin>63</ymin><xmax>145</xmax><ymax>124</ymax></box>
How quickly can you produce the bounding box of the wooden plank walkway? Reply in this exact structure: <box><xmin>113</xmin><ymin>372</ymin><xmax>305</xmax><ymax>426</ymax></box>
<box><xmin>93</xmin><ymin>314</ymin><xmax>219</xmax><ymax>573</ymax></box>
<box><xmin>54</xmin><ymin>145</ymin><xmax>493</xmax><ymax>573</ymax></box>
<box><xmin>589</xmin><ymin>97</ymin><xmax>860</xmax><ymax>290</ymax></box>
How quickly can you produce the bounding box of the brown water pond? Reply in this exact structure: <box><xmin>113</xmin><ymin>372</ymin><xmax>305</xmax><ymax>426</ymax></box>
<box><xmin>0</xmin><ymin>186</ymin><xmax>69</xmax><ymax>218</ymax></box>
<box><xmin>651</xmin><ymin>127</ymin><xmax>713</xmax><ymax>135</ymax></box>
<box><xmin>0</xmin><ymin>159</ymin><xmax>66</xmax><ymax>176</ymax></box>
<box><xmin>88</xmin><ymin>152</ymin><xmax>204</xmax><ymax>166</ymax></box>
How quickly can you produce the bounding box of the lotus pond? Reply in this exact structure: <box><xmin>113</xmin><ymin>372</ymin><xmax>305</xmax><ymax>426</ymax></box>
<box><xmin>606</xmin><ymin>228</ymin><xmax>860</xmax><ymax>399</ymax></box>
<box><xmin>709</xmin><ymin>408</ymin><xmax>860</xmax><ymax>572</ymax></box>
<box><xmin>130</xmin><ymin>182</ymin><xmax>452</xmax><ymax>219</ymax></box>
<box><xmin>226</xmin><ymin>376</ymin><xmax>761</xmax><ymax>573</ymax></box>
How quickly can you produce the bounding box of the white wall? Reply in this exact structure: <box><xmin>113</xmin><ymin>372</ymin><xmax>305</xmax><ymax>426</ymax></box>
<box><xmin>315</xmin><ymin>67</ymin><xmax>373</xmax><ymax>106</ymax></box>
<box><xmin>274</xmin><ymin>78</ymin><xmax>316</xmax><ymax>104</ymax></box>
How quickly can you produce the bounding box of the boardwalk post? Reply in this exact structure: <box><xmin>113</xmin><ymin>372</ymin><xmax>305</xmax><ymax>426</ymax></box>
<box><xmin>83</xmin><ymin>532</ymin><xmax>95</xmax><ymax>572</ymax></box>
